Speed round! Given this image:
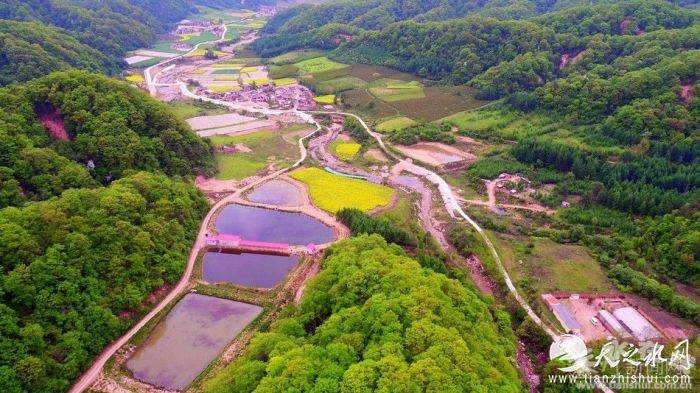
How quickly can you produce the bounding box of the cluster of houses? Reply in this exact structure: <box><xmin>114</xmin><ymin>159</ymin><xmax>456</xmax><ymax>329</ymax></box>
<box><xmin>256</xmin><ymin>6</ymin><xmax>279</xmax><ymax>17</ymax></box>
<box><xmin>199</xmin><ymin>83</ymin><xmax>318</xmax><ymax>110</ymax></box>
<box><xmin>175</xmin><ymin>19</ymin><xmax>215</xmax><ymax>34</ymax></box>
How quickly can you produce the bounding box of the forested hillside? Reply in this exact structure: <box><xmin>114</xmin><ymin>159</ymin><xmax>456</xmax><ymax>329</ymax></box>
<box><xmin>0</xmin><ymin>0</ymin><xmax>194</xmax><ymax>84</ymax></box>
<box><xmin>0</xmin><ymin>172</ymin><xmax>209</xmax><ymax>393</ymax></box>
<box><xmin>204</xmin><ymin>235</ymin><xmax>521</xmax><ymax>393</ymax></box>
<box><xmin>0</xmin><ymin>70</ymin><xmax>215</xmax><ymax>209</ymax></box>
<box><xmin>256</xmin><ymin>0</ymin><xmax>700</xmax><ymax>323</ymax></box>
<box><xmin>0</xmin><ymin>70</ymin><xmax>214</xmax><ymax>392</ymax></box>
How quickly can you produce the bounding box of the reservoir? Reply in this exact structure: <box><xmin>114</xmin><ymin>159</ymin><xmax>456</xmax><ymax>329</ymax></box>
<box><xmin>215</xmin><ymin>204</ymin><xmax>335</xmax><ymax>245</ymax></box>
<box><xmin>126</xmin><ymin>294</ymin><xmax>262</xmax><ymax>390</ymax></box>
<box><xmin>203</xmin><ymin>251</ymin><xmax>299</xmax><ymax>288</ymax></box>
<box><xmin>246</xmin><ymin>179</ymin><xmax>303</xmax><ymax>206</ymax></box>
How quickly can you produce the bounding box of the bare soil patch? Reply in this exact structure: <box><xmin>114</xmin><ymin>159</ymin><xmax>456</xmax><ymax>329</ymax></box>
<box><xmin>35</xmin><ymin>103</ymin><xmax>70</xmax><ymax>141</ymax></box>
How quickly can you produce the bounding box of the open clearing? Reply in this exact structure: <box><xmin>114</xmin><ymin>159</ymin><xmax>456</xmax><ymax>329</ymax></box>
<box><xmin>186</xmin><ymin>113</ymin><xmax>257</xmax><ymax>130</ymax></box>
<box><xmin>369</xmin><ymin>79</ymin><xmax>425</xmax><ymax>102</ymax></box>
<box><xmin>210</xmin><ymin>129</ymin><xmax>299</xmax><ymax>166</ymax></box>
<box><xmin>315</xmin><ymin>76</ymin><xmax>367</xmax><ymax>94</ymax></box>
<box><xmin>294</xmin><ymin>56</ymin><xmax>347</xmax><ymax>73</ymax></box>
<box><xmin>494</xmin><ymin>235</ymin><xmax>612</xmax><ymax>293</ymax></box>
<box><xmin>376</xmin><ymin>117</ymin><xmax>416</xmax><ymax>132</ymax></box>
<box><xmin>179</xmin><ymin>31</ymin><xmax>218</xmax><ymax>45</ymax></box>
<box><xmin>395</xmin><ymin>142</ymin><xmax>476</xmax><ymax>167</ymax></box>
<box><xmin>125</xmin><ymin>55</ymin><xmax>153</xmax><ymax>65</ymax></box>
<box><xmin>167</xmin><ymin>100</ymin><xmax>230</xmax><ymax>120</ymax></box>
<box><xmin>215</xmin><ymin>153</ymin><xmax>267</xmax><ymax>180</ymax></box>
<box><xmin>290</xmin><ymin>167</ymin><xmax>394</xmax><ymax>213</ymax></box>
<box><xmin>270</xmin><ymin>50</ymin><xmax>325</xmax><ymax>65</ymax></box>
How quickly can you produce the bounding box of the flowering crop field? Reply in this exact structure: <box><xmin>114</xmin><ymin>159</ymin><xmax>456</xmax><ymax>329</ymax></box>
<box><xmin>333</xmin><ymin>142</ymin><xmax>361</xmax><ymax>160</ymax></box>
<box><xmin>313</xmin><ymin>94</ymin><xmax>335</xmax><ymax>104</ymax></box>
<box><xmin>125</xmin><ymin>74</ymin><xmax>144</xmax><ymax>83</ymax></box>
<box><xmin>290</xmin><ymin>167</ymin><xmax>394</xmax><ymax>213</ymax></box>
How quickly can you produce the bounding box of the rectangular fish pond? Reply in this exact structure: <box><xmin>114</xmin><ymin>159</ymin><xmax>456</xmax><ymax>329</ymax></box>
<box><xmin>203</xmin><ymin>251</ymin><xmax>299</xmax><ymax>288</ymax></box>
<box><xmin>216</xmin><ymin>203</ymin><xmax>335</xmax><ymax>245</ymax></box>
<box><xmin>126</xmin><ymin>294</ymin><xmax>262</xmax><ymax>390</ymax></box>
<box><xmin>246</xmin><ymin>179</ymin><xmax>303</xmax><ymax>207</ymax></box>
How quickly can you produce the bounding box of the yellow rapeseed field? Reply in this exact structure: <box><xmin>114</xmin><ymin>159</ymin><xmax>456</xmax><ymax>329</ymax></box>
<box><xmin>334</xmin><ymin>142</ymin><xmax>361</xmax><ymax>160</ymax></box>
<box><xmin>313</xmin><ymin>94</ymin><xmax>335</xmax><ymax>104</ymax></box>
<box><xmin>125</xmin><ymin>74</ymin><xmax>144</xmax><ymax>83</ymax></box>
<box><xmin>290</xmin><ymin>167</ymin><xmax>394</xmax><ymax>213</ymax></box>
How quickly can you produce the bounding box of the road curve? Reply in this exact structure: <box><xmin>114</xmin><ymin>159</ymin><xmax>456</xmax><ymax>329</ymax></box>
<box><xmin>326</xmin><ymin>111</ymin><xmax>559</xmax><ymax>340</ymax></box>
<box><xmin>74</xmin><ymin>25</ymin><xmax>584</xmax><ymax>393</ymax></box>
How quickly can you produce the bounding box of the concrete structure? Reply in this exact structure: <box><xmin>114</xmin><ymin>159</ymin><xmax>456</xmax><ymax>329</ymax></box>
<box><xmin>613</xmin><ymin>307</ymin><xmax>664</xmax><ymax>342</ymax></box>
<box><xmin>205</xmin><ymin>234</ymin><xmax>240</xmax><ymax>247</ymax></box>
<box><xmin>205</xmin><ymin>234</ymin><xmax>289</xmax><ymax>253</ymax></box>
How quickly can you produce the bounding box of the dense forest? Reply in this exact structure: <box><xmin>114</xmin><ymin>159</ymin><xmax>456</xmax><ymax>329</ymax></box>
<box><xmin>0</xmin><ymin>0</ymin><xmax>196</xmax><ymax>84</ymax></box>
<box><xmin>0</xmin><ymin>70</ymin><xmax>215</xmax><ymax>208</ymax></box>
<box><xmin>0</xmin><ymin>70</ymin><xmax>214</xmax><ymax>392</ymax></box>
<box><xmin>203</xmin><ymin>235</ymin><xmax>522</xmax><ymax>393</ymax></box>
<box><xmin>256</xmin><ymin>0</ymin><xmax>700</xmax><ymax>324</ymax></box>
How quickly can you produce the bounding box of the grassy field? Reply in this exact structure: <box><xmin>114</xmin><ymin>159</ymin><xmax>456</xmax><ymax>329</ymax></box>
<box><xmin>214</xmin><ymin>76</ymin><xmax>238</xmax><ymax>81</ymax></box>
<box><xmin>273</xmin><ymin>78</ymin><xmax>297</xmax><ymax>86</ymax></box>
<box><xmin>313</xmin><ymin>94</ymin><xmax>335</xmax><ymax>104</ymax></box>
<box><xmin>211</xmin><ymin>68</ymin><xmax>239</xmax><ymax>74</ymax></box>
<box><xmin>390</xmin><ymin>86</ymin><xmax>490</xmax><ymax>122</ymax></box>
<box><xmin>331</xmin><ymin>141</ymin><xmax>361</xmax><ymax>160</ymax></box>
<box><xmin>209</xmin><ymin>130</ymin><xmax>298</xmax><ymax>168</ymax></box>
<box><xmin>379</xmin><ymin>193</ymin><xmax>421</xmax><ymax>243</ymax></box>
<box><xmin>224</xmin><ymin>26</ymin><xmax>240</xmax><ymax>41</ymax></box>
<box><xmin>215</xmin><ymin>153</ymin><xmax>267</xmax><ymax>180</ymax></box>
<box><xmin>376</xmin><ymin>116</ymin><xmax>416</xmax><ymax>132</ymax></box>
<box><xmin>341</xmin><ymin>89</ymin><xmax>398</xmax><ymax>119</ymax></box>
<box><xmin>294</xmin><ymin>56</ymin><xmax>347</xmax><ymax>73</ymax></box>
<box><xmin>150</xmin><ymin>40</ymin><xmax>187</xmax><ymax>54</ymax></box>
<box><xmin>167</xmin><ymin>100</ymin><xmax>230</xmax><ymax>120</ymax></box>
<box><xmin>129</xmin><ymin>57</ymin><xmax>166</xmax><ymax>68</ymax></box>
<box><xmin>269</xmin><ymin>50</ymin><xmax>325</xmax><ymax>65</ymax></box>
<box><xmin>179</xmin><ymin>32</ymin><xmax>218</xmax><ymax>45</ymax></box>
<box><xmin>315</xmin><ymin>76</ymin><xmax>367</xmax><ymax>95</ymax></box>
<box><xmin>369</xmin><ymin>79</ymin><xmax>425</xmax><ymax>102</ymax></box>
<box><xmin>269</xmin><ymin>64</ymin><xmax>299</xmax><ymax>79</ymax></box>
<box><xmin>290</xmin><ymin>167</ymin><xmax>394</xmax><ymax>213</ymax></box>
<box><xmin>185</xmin><ymin>47</ymin><xmax>226</xmax><ymax>58</ymax></box>
<box><xmin>493</xmin><ymin>234</ymin><xmax>612</xmax><ymax>293</ymax></box>
<box><xmin>344</xmin><ymin>64</ymin><xmax>418</xmax><ymax>82</ymax></box>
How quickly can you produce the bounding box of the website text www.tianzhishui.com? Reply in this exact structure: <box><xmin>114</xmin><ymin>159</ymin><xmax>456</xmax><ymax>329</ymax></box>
<box><xmin>548</xmin><ymin>372</ymin><xmax>693</xmax><ymax>390</ymax></box>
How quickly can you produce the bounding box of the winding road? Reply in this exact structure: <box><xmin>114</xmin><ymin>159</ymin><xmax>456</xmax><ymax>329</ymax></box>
<box><xmin>70</xmin><ymin>20</ymin><xmax>594</xmax><ymax>393</ymax></box>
